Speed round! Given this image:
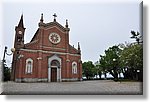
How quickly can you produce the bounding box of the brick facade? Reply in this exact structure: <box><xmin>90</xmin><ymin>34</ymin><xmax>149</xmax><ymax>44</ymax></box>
<box><xmin>11</xmin><ymin>14</ymin><xmax>82</xmax><ymax>82</ymax></box>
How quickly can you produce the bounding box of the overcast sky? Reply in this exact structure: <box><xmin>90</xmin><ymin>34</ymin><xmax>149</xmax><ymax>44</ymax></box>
<box><xmin>0</xmin><ymin>0</ymin><xmax>141</xmax><ymax>66</ymax></box>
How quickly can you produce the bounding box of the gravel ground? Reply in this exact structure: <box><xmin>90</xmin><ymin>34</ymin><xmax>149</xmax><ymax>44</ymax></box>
<box><xmin>1</xmin><ymin>80</ymin><xmax>142</xmax><ymax>95</ymax></box>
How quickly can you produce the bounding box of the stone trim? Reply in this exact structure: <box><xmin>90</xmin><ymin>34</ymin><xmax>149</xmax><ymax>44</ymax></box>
<box><xmin>37</xmin><ymin>78</ymin><xmax>48</xmax><ymax>82</ymax></box>
<box><xmin>25</xmin><ymin>58</ymin><xmax>33</xmax><ymax>74</ymax></box>
<box><xmin>20</xmin><ymin>49</ymin><xmax>81</xmax><ymax>56</ymax></box>
<box><xmin>48</xmin><ymin>55</ymin><xmax>61</xmax><ymax>82</ymax></box>
<box><xmin>72</xmin><ymin>61</ymin><xmax>77</xmax><ymax>74</ymax></box>
<box><xmin>61</xmin><ymin>78</ymin><xmax>80</xmax><ymax>82</ymax></box>
<box><xmin>42</xmin><ymin>22</ymin><xmax>70</xmax><ymax>32</ymax></box>
<box><xmin>15</xmin><ymin>78</ymin><xmax>81</xmax><ymax>82</ymax></box>
<box><xmin>42</xmin><ymin>46</ymin><xmax>66</xmax><ymax>51</ymax></box>
<box><xmin>15</xmin><ymin>78</ymin><xmax>48</xmax><ymax>82</ymax></box>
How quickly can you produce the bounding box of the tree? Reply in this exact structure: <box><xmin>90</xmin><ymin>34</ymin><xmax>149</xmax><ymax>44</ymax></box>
<box><xmin>98</xmin><ymin>30</ymin><xmax>143</xmax><ymax>81</ymax></box>
<box><xmin>118</xmin><ymin>30</ymin><xmax>143</xmax><ymax>81</ymax></box>
<box><xmin>99</xmin><ymin>45</ymin><xmax>122</xmax><ymax>81</ymax></box>
<box><xmin>82</xmin><ymin>61</ymin><xmax>96</xmax><ymax>79</ymax></box>
<box><xmin>130</xmin><ymin>31</ymin><xmax>143</xmax><ymax>44</ymax></box>
<box><xmin>97</xmin><ymin>68</ymin><xmax>102</xmax><ymax>79</ymax></box>
<box><xmin>119</xmin><ymin>43</ymin><xmax>143</xmax><ymax>81</ymax></box>
<box><xmin>99</xmin><ymin>56</ymin><xmax>107</xmax><ymax>79</ymax></box>
<box><xmin>3</xmin><ymin>64</ymin><xmax>11</xmax><ymax>81</ymax></box>
<box><xmin>95</xmin><ymin>61</ymin><xmax>103</xmax><ymax>79</ymax></box>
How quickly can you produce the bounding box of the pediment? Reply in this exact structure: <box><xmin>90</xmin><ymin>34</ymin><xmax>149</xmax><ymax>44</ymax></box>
<box><xmin>39</xmin><ymin>21</ymin><xmax>70</xmax><ymax>32</ymax></box>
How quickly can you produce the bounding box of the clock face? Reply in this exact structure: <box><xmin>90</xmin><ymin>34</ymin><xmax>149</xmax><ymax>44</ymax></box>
<box><xmin>49</xmin><ymin>33</ymin><xmax>61</xmax><ymax>44</ymax></box>
<box><xmin>18</xmin><ymin>31</ymin><xmax>22</xmax><ymax>34</ymax></box>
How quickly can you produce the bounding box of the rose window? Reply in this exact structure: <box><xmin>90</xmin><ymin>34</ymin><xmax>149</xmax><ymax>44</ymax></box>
<box><xmin>49</xmin><ymin>33</ymin><xmax>61</xmax><ymax>44</ymax></box>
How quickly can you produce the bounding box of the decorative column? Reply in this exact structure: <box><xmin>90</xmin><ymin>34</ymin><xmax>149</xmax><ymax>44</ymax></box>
<box><xmin>79</xmin><ymin>60</ymin><xmax>82</xmax><ymax>81</ymax></box>
<box><xmin>48</xmin><ymin>66</ymin><xmax>51</xmax><ymax>82</ymax></box>
<box><xmin>37</xmin><ymin>28</ymin><xmax>43</xmax><ymax>81</ymax></box>
<box><xmin>18</xmin><ymin>54</ymin><xmax>24</xmax><ymax>82</ymax></box>
<box><xmin>65</xmin><ymin>20</ymin><xmax>70</xmax><ymax>79</ymax></box>
<box><xmin>59</xmin><ymin>65</ymin><xmax>61</xmax><ymax>82</ymax></box>
<box><xmin>37</xmin><ymin>52</ymin><xmax>42</xmax><ymax>81</ymax></box>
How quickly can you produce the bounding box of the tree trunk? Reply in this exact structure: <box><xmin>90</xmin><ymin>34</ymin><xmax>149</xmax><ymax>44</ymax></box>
<box><xmin>99</xmin><ymin>72</ymin><xmax>102</xmax><ymax>79</ymax></box>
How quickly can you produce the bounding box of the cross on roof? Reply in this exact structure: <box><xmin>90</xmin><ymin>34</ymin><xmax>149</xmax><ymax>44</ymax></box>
<box><xmin>53</xmin><ymin>13</ymin><xmax>57</xmax><ymax>21</ymax></box>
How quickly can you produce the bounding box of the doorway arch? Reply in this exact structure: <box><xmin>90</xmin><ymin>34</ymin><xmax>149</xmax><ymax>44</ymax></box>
<box><xmin>48</xmin><ymin>54</ymin><xmax>61</xmax><ymax>82</ymax></box>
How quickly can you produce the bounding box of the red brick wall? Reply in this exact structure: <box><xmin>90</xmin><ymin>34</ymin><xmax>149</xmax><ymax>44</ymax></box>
<box><xmin>13</xmin><ymin>21</ymin><xmax>82</xmax><ymax>82</ymax></box>
<box><xmin>42</xmin><ymin>27</ymin><xmax>68</xmax><ymax>49</ymax></box>
<box><xmin>15</xmin><ymin>51</ymin><xmax>81</xmax><ymax>80</ymax></box>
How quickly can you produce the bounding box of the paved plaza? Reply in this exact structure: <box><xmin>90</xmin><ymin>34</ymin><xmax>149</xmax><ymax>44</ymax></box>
<box><xmin>1</xmin><ymin>80</ymin><xmax>142</xmax><ymax>95</ymax></box>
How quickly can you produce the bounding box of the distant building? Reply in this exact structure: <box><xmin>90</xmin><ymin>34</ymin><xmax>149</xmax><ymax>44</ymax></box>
<box><xmin>11</xmin><ymin>13</ymin><xmax>82</xmax><ymax>82</ymax></box>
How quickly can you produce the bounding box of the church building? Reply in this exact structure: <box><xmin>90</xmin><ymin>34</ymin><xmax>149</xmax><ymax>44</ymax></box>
<box><xmin>11</xmin><ymin>13</ymin><xmax>82</xmax><ymax>82</ymax></box>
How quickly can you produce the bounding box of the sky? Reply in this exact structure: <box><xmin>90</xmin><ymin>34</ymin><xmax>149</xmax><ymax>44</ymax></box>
<box><xmin>0</xmin><ymin>0</ymin><xmax>141</xmax><ymax>67</ymax></box>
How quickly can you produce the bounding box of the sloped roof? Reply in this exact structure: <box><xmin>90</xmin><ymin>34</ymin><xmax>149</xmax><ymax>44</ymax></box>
<box><xmin>39</xmin><ymin>21</ymin><xmax>69</xmax><ymax>32</ymax></box>
<box><xmin>30</xmin><ymin>28</ymin><xmax>39</xmax><ymax>42</ymax></box>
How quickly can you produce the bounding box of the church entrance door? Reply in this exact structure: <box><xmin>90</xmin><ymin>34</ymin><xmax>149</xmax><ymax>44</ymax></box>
<box><xmin>48</xmin><ymin>55</ymin><xmax>61</xmax><ymax>82</ymax></box>
<box><xmin>51</xmin><ymin>67</ymin><xmax>57</xmax><ymax>82</ymax></box>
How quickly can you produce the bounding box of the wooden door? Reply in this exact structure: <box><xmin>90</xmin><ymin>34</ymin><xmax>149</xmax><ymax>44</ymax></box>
<box><xmin>51</xmin><ymin>68</ymin><xmax>57</xmax><ymax>82</ymax></box>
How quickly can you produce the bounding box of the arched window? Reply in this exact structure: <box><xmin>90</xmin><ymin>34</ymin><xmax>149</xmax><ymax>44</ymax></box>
<box><xmin>25</xmin><ymin>58</ymin><xmax>33</xmax><ymax>74</ymax></box>
<box><xmin>51</xmin><ymin>60</ymin><xmax>59</xmax><ymax>67</ymax></box>
<box><xmin>72</xmin><ymin>61</ymin><xmax>77</xmax><ymax>74</ymax></box>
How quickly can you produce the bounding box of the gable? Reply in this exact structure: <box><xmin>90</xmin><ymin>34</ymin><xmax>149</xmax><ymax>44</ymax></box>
<box><xmin>41</xmin><ymin>21</ymin><xmax>69</xmax><ymax>32</ymax></box>
<box><xmin>24</xmin><ymin>18</ymin><xmax>79</xmax><ymax>55</ymax></box>
<box><xmin>25</xmin><ymin>21</ymin><xmax>69</xmax><ymax>51</ymax></box>
<box><xmin>42</xmin><ymin>26</ymin><xmax>68</xmax><ymax>50</ymax></box>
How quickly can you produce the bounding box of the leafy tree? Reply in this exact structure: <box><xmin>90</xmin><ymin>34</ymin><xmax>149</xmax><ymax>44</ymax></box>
<box><xmin>119</xmin><ymin>43</ymin><xmax>143</xmax><ymax>81</ymax></box>
<box><xmin>130</xmin><ymin>31</ymin><xmax>143</xmax><ymax>44</ymax></box>
<box><xmin>118</xmin><ymin>30</ymin><xmax>143</xmax><ymax>81</ymax></box>
<box><xmin>95</xmin><ymin>61</ymin><xmax>104</xmax><ymax>79</ymax></box>
<box><xmin>98</xmin><ymin>30</ymin><xmax>143</xmax><ymax>81</ymax></box>
<box><xmin>82</xmin><ymin>61</ymin><xmax>96</xmax><ymax>79</ymax></box>
<box><xmin>3</xmin><ymin>64</ymin><xmax>11</xmax><ymax>81</ymax></box>
<box><xmin>99</xmin><ymin>45</ymin><xmax>122</xmax><ymax>81</ymax></box>
<box><xmin>99</xmin><ymin>56</ymin><xmax>107</xmax><ymax>79</ymax></box>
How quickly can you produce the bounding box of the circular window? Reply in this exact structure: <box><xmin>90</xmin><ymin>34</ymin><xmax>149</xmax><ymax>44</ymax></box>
<box><xmin>49</xmin><ymin>33</ymin><xmax>61</xmax><ymax>44</ymax></box>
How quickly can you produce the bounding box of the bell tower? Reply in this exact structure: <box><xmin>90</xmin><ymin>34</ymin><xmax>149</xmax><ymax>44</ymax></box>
<box><xmin>11</xmin><ymin>14</ymin><xmax>26</xmax><ymax>81</ymax></box>
<box><xmin>14</xmin><ymin>14</ymin><xmax>25</xmax><ymax>49</ymax></box>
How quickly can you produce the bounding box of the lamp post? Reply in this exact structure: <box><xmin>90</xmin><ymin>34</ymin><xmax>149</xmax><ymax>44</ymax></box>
<box><xmin>137</xmin><ymin>69</ymin><xmax>140</xmax><ymax>81</ymax></box>
<box><xmin>2</xmin><ymin>46</ymin><xmax>15</xmax><ymax>81</ymax></box>
<box><xmin>113</xmin><ymin>58</ymin><xmax>118</xmax><ymax>81</ymax></box>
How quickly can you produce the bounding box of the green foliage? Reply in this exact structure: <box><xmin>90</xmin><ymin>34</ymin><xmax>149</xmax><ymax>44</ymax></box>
<box><xmin>98</xmin><ymin>31</ymin><xmax>143</xmax><ymax>81</ymax></box>
<box><xmin>95</xmin><ymin>62</ymin><xmax>103</xmax><ymax>79</ymax></box>
<box><xmin>120</xmin><ymin>44</ymin><xmax>143</xmax><ymax>69</ymax></box>
<box><xmin>81</xmin><ymin>30</ymin><xmax>143</xmax><ymax>81</ymax></box>
<box><xmin>119</xmin><ymin>43</ymin><xmax>143</xmax><ymax>81</ymax></box>
<box><xmin>4</xmin><ymin>64</ymin><xmax>11</xmax><ymax>81</ymax></box>
<box><xmin>99</xmin><ymin>45</ymin><xmax>122</xmax><ymax>80</ymax></box>
<box><xmin>82</xmin><ymin>61</ymin><xmax>96</xmax><ymax>79</ymax></box>
<box><xmin>130</xmin><ymin>31</ymin><xmax>143</xmax><ymax>44</ymax></box>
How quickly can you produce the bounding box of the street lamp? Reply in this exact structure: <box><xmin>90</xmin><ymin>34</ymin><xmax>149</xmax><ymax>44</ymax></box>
<box><xmin>113</xmin><ymin>58</ymin><xmax>118</xmax><ymax>81</ymax></box>
<box><xmin>3</xmin><ymin>46</ymin><xmax>15</xmax><ymax>61</ymax></box>
<box><xmin>2</xmin><ymin>46</ymin><xmax>15</xmax><ymax>63</ymax></box>
<box><xmin>2</xmin><ymin>46</ymin><xmax>15</xmax><ymax>81</ymax></box>
<box><xmin>137</xmin><ymin>70</ymin><xmax>140</xmax><ymax>73</ymax></box>
<box><xmin>113</xmin><ymin>58</ymin><xmax>116</xmax><ymax>62</ymax></box>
